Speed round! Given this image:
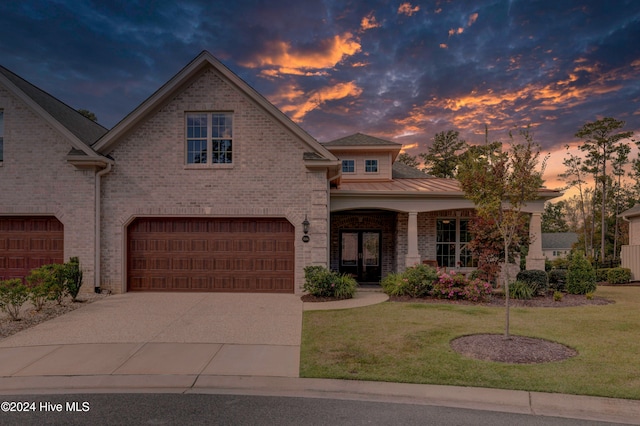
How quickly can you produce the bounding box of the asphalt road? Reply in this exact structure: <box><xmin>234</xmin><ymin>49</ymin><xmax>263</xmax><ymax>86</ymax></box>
<box><xmin>0</xmin><ymin>393</ymin><xmax>628</xmax><ymax>425</ymax></box>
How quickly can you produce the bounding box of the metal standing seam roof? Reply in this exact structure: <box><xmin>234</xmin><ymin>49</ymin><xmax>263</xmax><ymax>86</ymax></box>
<box><xmin>0</xmin><ymin>65</ymin><xmax>108</xmax><ymax>146</ymax></box>
<box><xmin>334</xmin><ymin>177</ymin><xmax>463</xmax><ymax>194</ymax></box>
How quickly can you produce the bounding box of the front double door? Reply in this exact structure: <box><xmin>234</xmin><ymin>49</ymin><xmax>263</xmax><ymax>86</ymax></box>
<box><xmin>340</xmin><ymin>230</ymin><xmax>381</xmax><ymax>283</ymax></box>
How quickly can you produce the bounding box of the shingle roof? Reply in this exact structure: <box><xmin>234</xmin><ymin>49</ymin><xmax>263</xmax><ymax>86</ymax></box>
<box><xmin>0</xmin><ymin>65</ymin><xmax>107</xmax><ymax>146</ymax></box>
<box><xmin>392</xmin><ymin>162</ymin><xmax>433</xmax><ymax>178</ymax></box>
<box><xmin>541</xmin><ymin>233</ymin><xmax>578</xmax><ymax>250</ymax></box>
<box><xmin>619</xmin><ymin>204</ymin><xmax>640</xmax><ymax>219</ymax></box>
<box><xmin>323</xmin><ymin>133</ymin><xmax>402</xmax><ymax>147</ymax></box>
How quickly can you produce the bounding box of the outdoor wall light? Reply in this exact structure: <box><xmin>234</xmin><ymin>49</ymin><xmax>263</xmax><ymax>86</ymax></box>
<box><xmin>302</xmin><ymin>215</ymin><xmax>310</xmax><ymax>243</ymax></box>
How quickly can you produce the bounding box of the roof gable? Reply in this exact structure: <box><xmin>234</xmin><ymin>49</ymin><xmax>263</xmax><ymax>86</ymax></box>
<box><xmin>323</xmin><ymin>133</ymin><xmax>402</xmax><ymax>148</ymax></box>
<box><xmin>0</xmin><ymin>65</ymin><xmax>107</xmax><ymax>157</ymax></box>
<box><xmin>93</xmin><ymin>51</ymin><xmax>338</xmax><ymax>169</ymax></box>
<box><xmin>541</xmin><ymin>233</ymin><xmax>578</xmax><ymax>249</ymax></box>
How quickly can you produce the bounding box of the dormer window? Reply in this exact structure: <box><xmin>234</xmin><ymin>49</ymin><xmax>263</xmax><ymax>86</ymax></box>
<box><xmin>365</xmin><ymin>159</ymin><xmax>378</xmax><ymax>173</ymax></box>
<box><xmin>342</xmin><ymin>159</ymin><xmax>355</xmax><ymax>173</ymax></box>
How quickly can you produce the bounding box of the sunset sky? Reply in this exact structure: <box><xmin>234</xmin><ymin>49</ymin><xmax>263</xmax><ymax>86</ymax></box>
<box><xmin>1</xmin><ymin>1</ymin><xmax>639</xmax><ymax>191</ymax></box>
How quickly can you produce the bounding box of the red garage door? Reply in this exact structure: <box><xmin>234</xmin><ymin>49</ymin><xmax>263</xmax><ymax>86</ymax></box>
<box><xmin>127</xmin><ymin>217</ymin><xmax>295</xmax><ymax>293</ymax></box>
<box><xmin>0</xmin><ymin>216</ymin><xmax>64</xmax><ymax>280</ymax></box>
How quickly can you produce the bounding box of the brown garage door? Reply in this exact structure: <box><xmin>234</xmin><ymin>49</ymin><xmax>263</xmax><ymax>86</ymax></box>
<box><xmin>127</xmin><ymin>217</ymin><xmax>295</xmax><ymax>293</ymax></box>
<box><xmin>0</xmin><ymin>216</ymin><xmax>64</xmax><ymax>280</ymax></box>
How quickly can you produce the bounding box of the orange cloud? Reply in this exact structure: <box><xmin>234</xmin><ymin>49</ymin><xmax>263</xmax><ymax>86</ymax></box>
<box><xmin>439</xmin><ymin>43</ymin><xmax>448</xmax><ymax>49</ymax></box>
<box><xmin>272</xmin><ymin>81</ymin><xmax>363</xmax><ymax>122</ymax></box>
<box><xmin>467</xmin><ymin>13</ymin><xmax>479</xmax><ymax>26</ymax></box>
<box><xmin>449</xmin><ymin>27</ymin><xmax>464</xmax><ymax>36</ymax></box>
<box><xmin>361</xmin><ymin>12</ymin><xmax>381</xmax><ymax>30</ymax></box>
<box><xmin>398</xmin><ymin>2</ymin><xmax>420</xmax><ymax>16</ymax></box>
<box><xmin>241</xmin><ymin>33</ymin><xmax>361</xmax><ymax>76</ymax></box>
<box><xmin>393</xmin><ymin>60</ymin><xmax>636</xmax><ymax>143</ymax></box>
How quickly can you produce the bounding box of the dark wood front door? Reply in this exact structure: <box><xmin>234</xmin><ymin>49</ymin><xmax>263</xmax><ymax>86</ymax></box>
<box><xmin>339</xmin><ymin>230</ymin><xmax>381</xmax><ymax>283</ymax></box>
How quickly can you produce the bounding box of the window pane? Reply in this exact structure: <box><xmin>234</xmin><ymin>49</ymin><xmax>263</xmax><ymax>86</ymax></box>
<box><xmin>187</xmin><ymin>113</ymin><xmax>207</xmax><ymax>138</ymax></box>
<box><xmin>212</xmin><ymin>139</ymin><xmax>232</xmax><ymax>164</ymax></box>
<box><xmin>365</xmin><ymin>159</ymin><xmax>378</xmax><ymax>172</ymax></box>
<box><xmin>341</xmin><ymin>233</ymin><xmax>358</xmax><ymax>266</ymax></box>
<box><xmin>342</xmin><ymin>160</ymin><xmax>354</xmax><ymax>173</ymax></box>
<box><xmin>212</xmin><ymin>113</ymin><xmax>232</xmax><ymax>138</ymax></box>
<box><xmin>363</xmin><ymin>232</ymin><xmax>379</xmax><ymax>266</ymax></box>
<box><xmin>187</xmin><ymin>140</ymin><xmax>207</xmax><ymax>164</ymax></box>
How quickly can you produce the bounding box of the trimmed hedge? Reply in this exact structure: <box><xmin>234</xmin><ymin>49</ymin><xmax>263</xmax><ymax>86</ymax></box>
<box><xmin>607</xmin><ymin>267</ymin><xmax>631</xmax><ymax>285</ymax></box>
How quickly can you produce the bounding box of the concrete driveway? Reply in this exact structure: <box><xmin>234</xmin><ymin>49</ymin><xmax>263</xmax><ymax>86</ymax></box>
<box><xmin>0</xmin><ymin>293</ymin><xmax>303</xmax><ymax>378</ymax></box>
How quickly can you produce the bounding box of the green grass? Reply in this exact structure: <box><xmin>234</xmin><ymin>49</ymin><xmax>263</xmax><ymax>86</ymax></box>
<box><xmin>300</xmin><ymin>286</ymin><xmax>640</xmax><ymax>399</ymax></box>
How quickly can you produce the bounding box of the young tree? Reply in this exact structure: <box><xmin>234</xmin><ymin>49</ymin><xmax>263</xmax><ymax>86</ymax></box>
<box><xmin>420</xmin><ymin>130</ymin><xmax>467</xmax><ymax>178</ymax></box>
<box><xmin>575</xmin><ymin>117</ymin><xmax>634</xmax><ymax>262</ymax></box>
<box><xmin>457</xmin><ymin>127</ymin><xmax>546</xmax><ymax>339</ymax></box>
<box><xmin>396</xmin><ymin>152</ymin><xmax>420</xmax><ymax>168</ymax></box>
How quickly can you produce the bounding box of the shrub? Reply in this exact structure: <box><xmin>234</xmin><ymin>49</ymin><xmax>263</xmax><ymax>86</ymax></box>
<box><xmin>607</xmin><ymin>268</ymin><xmax>631</xmax><ymax>285</ymax></box>
<box><xmin>548</xmin><ymin>269</ymin><xmax>567</xmax><ymax>292</ymax></box>
<box><xmin>595</xmin><ymin>268</ymin><xmax>610</xmax><ymax>283</ymax></box>
<box><xmin>402</xmin><ymin>264</ymin><xmax>438</xmax><ymax>297</ymax></box>
<box><xmin>432</xmin><ymin>271</ymin><xmax>492</xmax><ymax>302</ymax></box>
<box><xmin>26</xmin><ymin>267</ymin><xmax>55</xmax><ymax>311</ymax></box>
<box><xmin>566</xmin><ymin>252</ymin><xmax>596</xmax><ymax>295</ymax></box>
<box><xmin>515</xmin><ymin>269</ymin><xmax>549</xmax><ymax>296</ymax></box>
<box><xmin>553</xmin><ymin>291</ymin><xmax>563</xmax><ymax>302</ymax></box>
<box><xmin>509</xmin><ymin>280</ymin><xmax>534</xmax><ymax>300</ymax></box>
<box><xmin>0</xmin><ymin>279</ymin><xmax>30</xmax><ymax>320</ymax></box>
<box><xmin>44</xmin><ymin>264</ymin><xmax>68</xmax><ymax>305</ymax></box>
<box><xmin>432</xmin><ymin>272</ymin><xmax>466</xmax><ymax>300</ymax></box>
<box><xmin>64</xmin><ymin>257</ymin><xmax>83</xmax><ymax>301</ymax></box>
<box><xmin>303</xmin><ymin>266</ymin><xmax>356</xmax><ymax>300</ymax></box>
<box><xmin>380</xmin><ymin>273</ymin><xmax>407</xmax><ymax>297</ymax></box>
<box><xmin>462</xmin><ymin>278</ymin><xmax>493</xmax><ymax>302</ymax></box>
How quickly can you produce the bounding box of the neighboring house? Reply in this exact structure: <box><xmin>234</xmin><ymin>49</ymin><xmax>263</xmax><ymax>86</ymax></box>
<box><xmin>541</xmin><ymin>232</ymin><xmax>578</xmax><ymax>261</ymax></box>
<box><xmin>0</xmin><ymin>52</ymin><xmax>561</xmax><ymax>294</ymax></box>
<box><xmin>620</xmin><ymin>204</ymin><xmax>640</xmax><ymax>280</ymax></box>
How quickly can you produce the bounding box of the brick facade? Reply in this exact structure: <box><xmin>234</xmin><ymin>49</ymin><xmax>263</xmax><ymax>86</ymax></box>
<box><xmin>99</xmin><ymin>66</ymin><xmax>329</xmax><ymax>293</ymax></box>
<box><xmin>0</xmin><ymin>85</ymin><xmax>97</xmax><ymax>290</ymax></box>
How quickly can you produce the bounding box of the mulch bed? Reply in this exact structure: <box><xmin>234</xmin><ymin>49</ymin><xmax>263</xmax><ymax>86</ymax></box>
<box><xmin>0</xmin><ymin>294</ymin><xmax>105</xmax><ymax>339</ymax></box>
<box><xmin>451</xmin><ymin>334</ymin><xmax>578</xmax><ymax>364</ymax></box>
<box><xmin>389</xmin><ymin>293</ymin><xmax>613</xmax><ymax>308</ymax></box>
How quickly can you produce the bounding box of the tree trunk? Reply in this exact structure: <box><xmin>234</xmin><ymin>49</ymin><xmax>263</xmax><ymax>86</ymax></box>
<box><xmin>504</xmin><ymin>238</ymin><xmax>510</xmax><ymax>340</ymax></box>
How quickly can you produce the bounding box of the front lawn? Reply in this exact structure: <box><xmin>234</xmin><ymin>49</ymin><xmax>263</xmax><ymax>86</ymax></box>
<box><xmin>300</xmin><ymin>286</ymin><xmax>640</xmax><ymax>399</ymax></box>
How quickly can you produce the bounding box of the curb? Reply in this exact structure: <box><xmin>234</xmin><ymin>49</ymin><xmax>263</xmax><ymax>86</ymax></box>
<box><xmin>0</xmin><ymin>375</ymin><xmax>638</xmax><ymax>424</ymax></box>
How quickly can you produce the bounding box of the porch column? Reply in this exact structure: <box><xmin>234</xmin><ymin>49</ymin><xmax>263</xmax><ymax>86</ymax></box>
<box><xmin>405</xmin><ymin>211</ymin><xmax>421</xmax><ymax>267</ymax></box>
<box><xmin>526</xmin><ymin>212</ymin><xmax>545</xmax><ymax>271</ymax></box>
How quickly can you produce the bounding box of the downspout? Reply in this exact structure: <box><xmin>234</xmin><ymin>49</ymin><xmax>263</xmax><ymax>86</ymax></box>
<box><xmin>95</xmin><ymin>162</ymin><xmax>112</xmax><ymax>292</ymax></box>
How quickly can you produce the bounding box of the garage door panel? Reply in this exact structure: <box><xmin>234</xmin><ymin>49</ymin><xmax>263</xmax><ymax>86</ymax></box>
<box><xmin>127</xmin><ymin>218</ymin><xmax>294</xmax><ymax>292</ymax></box>
<box><xmin>0</xmin><ymin>217</ymin><xmax>64</xmax><ymax>281</ymax></box>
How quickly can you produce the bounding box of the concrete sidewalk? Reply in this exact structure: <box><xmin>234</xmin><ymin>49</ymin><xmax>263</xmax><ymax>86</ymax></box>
<box><xmin>0</xmin><ymin>291</ymin><xmax>638</xmax><ymax>424</ymax></box>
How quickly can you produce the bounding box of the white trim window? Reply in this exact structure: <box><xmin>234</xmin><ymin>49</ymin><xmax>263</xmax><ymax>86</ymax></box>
<box><xmin>436</xmin><ymin>217</ymin><xmax>475</xmax><ymax>268</ymax></box>
<box><xmin>186</xmin><ymin>112</ymin><xmax>233</xmax><ymax>165</ymax></box>
<box><xmin>342</xmin><ymin>159</ymin><xmax>355</xmax><ymax>173</ymax></box>
<box><xmin>365</xmin><ymin>159</ymin><xmax>378</xmax><ymax>173</ymax></box>
<box><xmin>0</xmin><ymin>110</ymin><xmax>4</xmax><ymax>163</ymax></box>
